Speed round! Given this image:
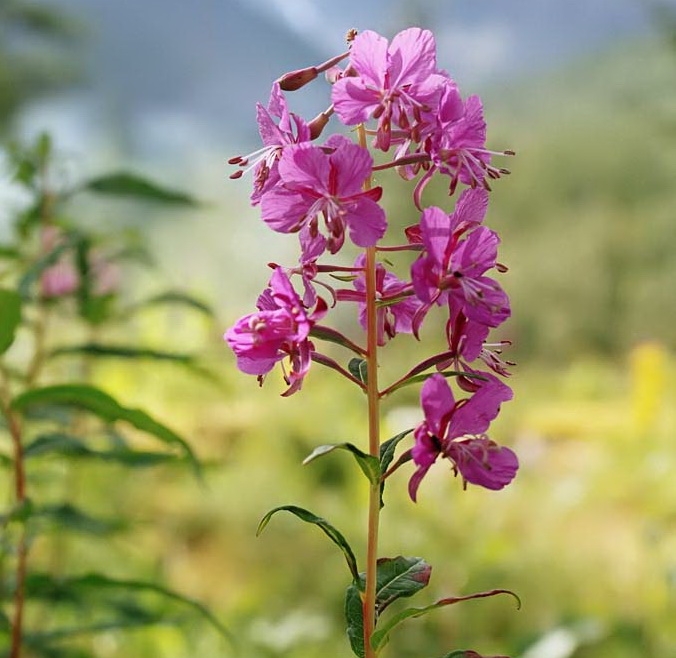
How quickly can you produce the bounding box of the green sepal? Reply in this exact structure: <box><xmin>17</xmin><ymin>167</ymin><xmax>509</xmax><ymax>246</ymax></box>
<box><xmin>378</xmin><ymin>429</ymin><xmax>413</xmax><ymax>508</ymax></box>
<box><xmin>0</xmin><ymin>288</ymin><xmax>21</xmax><ymax>355</ymax></box>
<box><xmin>370</xmin><ymin>589</ymin><xmax>521</xmax><ymax>652</ymax></box>
<box><xmin>257</xmin><ymin>505</ymin><xmax>359</xmax><ymax>583</ymax></box>
<box><xmin>11</xmin><ymin>384</ymin><xmax>200</xmax><ymax>476</ymax></box>
<box><xmin>83</xmin><ymin>172</ymin><xmax>200</xmax><ymax>207</ymax></box>
<box><xmin>303</xmin><ymin>443</ymin><xmax>380</xmax><ymax>486</ymax></box>
<box><xmin>348</xmin><ymin>358</ymin><xmax>368</xmax><ymax>384</ymax></box>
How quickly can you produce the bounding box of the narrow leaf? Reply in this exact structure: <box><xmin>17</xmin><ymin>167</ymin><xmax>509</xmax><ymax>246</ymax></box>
<box><xmin>379</xmin><ymin>429</ymin><xmax>413</xmax><ymax>508</ymax></box>
<box><xmin>128</xmin><ymin>291</ymin><xmax>214</xmax><ymax>317</ymax></box>
<box><xmin>84</xmin><ymin>172</ymin><xmax>199</xmax><ymax>207</ymax></box>
<box><xmin>0</xmin><ymin>498</ymin><xmax>34</xmax><ymax>525</ymax></box>
<box><xmin>33</xmin><ymin>503</ymin><xmax>124</xmax><ymax>535</ymax></box>
<box><xmin>24</xmin><ymin>432</ymin><xmax>180</xmax><ymax>467</ymax></box>
<box><xmin>384</xmin><ymin>370</ymin><xmax>486</xmax><ymax>396</ymax></box>
<box><xmin>49</xmin><ymin>343</ymin><xmax>197</xmax><ymax>368</ymax></box>
<box><xmin>11</xmin><ymin>384</ymin><xmax>200</xmax><ymax>475</ymax></box>
<box><xmin>371</xmin><ymin>589</ymin><xmax>521</xmax><ymax>651</ymax></box>
<box><xmin>344</xmin><ymin>582</ymin><xmax>365</xmax><ymax>658</ymax></box>
<box><xmin>257</xmin><ymin>505</ymin><xmax>359</xmax><ymax>582</ymax></box>
<box><xmin>0</xmin><ymin>289</ymin><xmax>21</xmax><ymax>354</ymax></box>
<box><xmin>22</xmin><ymin>572</ymin><xmax>232</xmax><ymax>641</ymax></box>
<box><xmin>310</xmin><ymin>325</ymin><xmax>366</xmax><ymax>356</ymax></box>
<box><xmin>303</xmin><ymin>443</ymin><xmax>380</xmax><ymax>485</ymax></box>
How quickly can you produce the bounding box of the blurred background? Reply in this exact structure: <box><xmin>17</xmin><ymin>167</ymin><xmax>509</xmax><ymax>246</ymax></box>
<box><xmin>2</xmin><ymin>0</ymin><xmax>676</xmax><ymax>656</ymax></box>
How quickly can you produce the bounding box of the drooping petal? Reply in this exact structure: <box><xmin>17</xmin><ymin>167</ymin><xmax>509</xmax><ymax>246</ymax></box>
<box><xmin>448</xmin><ymin>438</ymin><xmax>518</xmax><ymax>490</ymax></box>
<box><xmin>420</xmin><ymin>373</ymin><xmax>456</xmax><ymax>436</ymax></box>
<box><xmin>419</xmin><ymin>206</ymin><xmax>453</xmax><ymax>267</ymax></box>
<box><xmin>260</xmin><ymin>186</ymin><xmax>312</xmax><ymax>234</ymax></box>
<box><xmin>449</xmin><ymin>374</ymin><xmax>512</xmax><ymax>436</ymax></box>
<box><xmin>344</xmin><ymin>198</ymin><xmax>387</xmax><ymax>247</ymax></box>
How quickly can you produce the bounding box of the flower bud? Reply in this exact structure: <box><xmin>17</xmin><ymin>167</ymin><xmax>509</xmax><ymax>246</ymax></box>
<box><xmin>308</xmin><ymin>112</ymin><xmax>330</xmax><ymax>140</ymax></box>
<box><xmin>277</xmin><ymin>66</ymin><xmax>318</xmax><ymax>92</ymax></box>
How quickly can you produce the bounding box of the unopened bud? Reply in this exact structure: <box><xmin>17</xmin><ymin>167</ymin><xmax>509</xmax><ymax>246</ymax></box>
<box><xmin>277</xmin><ymin>66</ymin><xmax>318</xmax><ymax>91</ymax></box>
<box><xmin>308</xmin><ymin>112</ymin><xmax>331</xmax><ymax>140</ymax></box>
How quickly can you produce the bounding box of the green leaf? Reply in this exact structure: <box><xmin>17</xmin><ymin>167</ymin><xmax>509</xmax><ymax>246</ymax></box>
<box><xmin>345</xmin><ymin>582</ymin><xmax>365</xmax><ymax>658</ymax></box>
<box><xmin>0</xmin><ymin>245</ymin><xmax>20</xmax><ymax>260</ymax></box>
<box><xmin>49</xmin><ymin>344</ymin><xmax>219</xmax><ymax>383</ymax></box>
<box><xmin>372</xmin><ymin>556</ymin><xmax>432</xmax><ymax>615</ymax></box>
<box><xmin>32</xmin><ymin>503</ymin><xmax>124</xmax><ymax>535</ymax></box>
<box><xmin>0</xmin><ymin>289</ymin><xmax>21</xmax><ymax>355</ymax></box>
<box><xmin>0</xmin><ymin>498</ymin><xmax>34</xmax><ymax>525</ymax></box>
<box><xmin>257</xmin><ymin>505</ymin><xmax>359</xmax><ymax>582</ymax></box>
<box><xmin>84</xmin><ymin>172</ymin><xmax>199</xmax><ymax>207</ymax></box>
<box><xmin>11</xmin><ymin>384</ymin><xmax>200</xmax><ymax>476</ymax></box>
<box><xmin>303</xmin><ymin>443</ymin><xmax>380</xmax><ymax>485</ymax></box>
<box><xmin>348</xmin><ymin>358</ymin><xmax>368</xmax><ymax>384</ymax></box>
<box><xmin>379</xmin><ymin>429</ymin><xmax>413</xmax><ymax>508</ymax></box>
<box><xmin>49</xmin><ymin>343</ymin><xmax>195</xmax><ymax>365</ymax></box>
<box><xmin>127</xmin><ymin>291</ymin><xmax>214</xmax><ymax>317</ymax></box>
<box><xmin>24</xmin><ymin>432</ymin><xmax>181</xmax><ymax>467</ymax></box>
<box><xmin>385</xmin><ymin>370</ymin><xmax>485</xmax><ymax>395</ymax></box>
<box><xmin>344</xmin><ymin>556</ymin><xmax>431</xmax><ymax>658</ymax></box>
<box><xmin>20</xmin><ymin>572</ymin><xmax>232</xmax><ymax>642</ymax></box>
<box><xmin>370</xmin><ymin>589</ymin><xmax>521</xmax><ymax>651</ymax></box>
<box><xmin>310</xmin><ymin>326</ymin><xmax>365</xmax><ymax>356</ymax></box>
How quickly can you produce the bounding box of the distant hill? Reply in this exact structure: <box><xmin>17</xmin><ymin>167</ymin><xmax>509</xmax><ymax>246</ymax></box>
<box><xmin>32</xmin><ymin>0</ymin><xmax>661</xmax><ymax>158</ymax></box>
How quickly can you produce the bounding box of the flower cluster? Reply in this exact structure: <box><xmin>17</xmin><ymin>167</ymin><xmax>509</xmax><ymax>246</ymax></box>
<box><xmin>226</xmin><ymin>27</ymin><xmax>517</xmax><ymax>499</ymax></box>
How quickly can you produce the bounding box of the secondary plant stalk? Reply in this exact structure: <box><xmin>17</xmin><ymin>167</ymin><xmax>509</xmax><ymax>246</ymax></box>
<box><xmin>0</xmin><ymin>393</ymin><xmax>27</xmax><ymax>658</ymax></box>
<box><xmin>359</xmin><ymin>123</ymin><xmax>381</xmax><ymax>658</ymax></box>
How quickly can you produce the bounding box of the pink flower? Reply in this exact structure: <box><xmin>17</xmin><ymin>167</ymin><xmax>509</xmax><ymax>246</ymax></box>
<box><xmin>332</xmin><ymin>28</ymin><xmax>446</xmax><ymax>150</ymax></box>
<box><xmin>337</xmin><ymin>255</ymin><xmax>421</xmax><ymax>345</ymax></box>
<box><xmin>39</xmin><ymin>226</ymin><xmax>78</xmax><ymax>298</ymax></box>
<box><xmin>260</xmin><ymin>135</ymin><xmax>386</xmax><ymax>261</ymax></box>
<box><xmin>409</xmin><ymin>373</ymin><xmax>517</xmax><ymax>500</ymax></box>
<box><xmin>410</xmin><ymin>189</ymin><xmax>510</xmax><ymax>333</ymax></box>
<box><xmin>229</xmin><ymin>83</ymin><xmax>311</xmax><ymax>205</ymax></box>
<box><xmin>224</xmin><ymin>268</ymin><xmax>326</xmax><ymax>395</ymax></box>
<box><xmin>41</xmin><ymin>260</ymin><xmax>79</xmax><ymax>298</ymax></box>
<box><xmin>424</xmin><ymin>90</ymin><xmax>511</xmax><ymax>196</ymax></box>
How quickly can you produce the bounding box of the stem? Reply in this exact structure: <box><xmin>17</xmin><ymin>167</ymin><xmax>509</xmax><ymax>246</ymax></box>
<box><xmin>0</xmin><ymin>386</ymin><xmax>27</xmax><ymax>658</ymax></box>
<box><xmin>359</xmin><ymin>124</ymin><xmax>381</xmax><ymax>658</ymax></box>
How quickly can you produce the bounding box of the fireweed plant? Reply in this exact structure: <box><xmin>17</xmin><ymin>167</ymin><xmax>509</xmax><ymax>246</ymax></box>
<box><xmin>227</xmin><ymin>28</ymin><xmax>520</xmax><ymax>658</ymax></box>
<box><xmin>0</xmin><ymin>134</ymin><xmax>227</xmax><ymax>657</ymax></box>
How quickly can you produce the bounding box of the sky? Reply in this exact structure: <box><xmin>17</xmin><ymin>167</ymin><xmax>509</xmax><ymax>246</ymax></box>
<box><xmin>14</xmin><ymin>0</ymin><xmax>675</xmax><ymax>167</ymax></box>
